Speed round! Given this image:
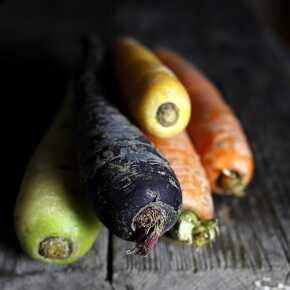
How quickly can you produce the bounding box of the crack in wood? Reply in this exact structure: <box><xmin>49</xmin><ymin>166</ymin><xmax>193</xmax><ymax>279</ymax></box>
<box><xmin>106</xmin><ymin>233</ymin><xmax>113</xmax><ymax>283</ymax></box>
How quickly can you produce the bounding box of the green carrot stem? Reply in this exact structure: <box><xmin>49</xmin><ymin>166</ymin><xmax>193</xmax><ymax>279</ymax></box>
<box><xmin>170</xmin><ymin>210</ymin><xmax>218</xmax><ymax>248</ymax></box>
<box><xmin>217</xmin><ymin>169</ymin><xmax>246</xmax><ymax>197</ymax></box>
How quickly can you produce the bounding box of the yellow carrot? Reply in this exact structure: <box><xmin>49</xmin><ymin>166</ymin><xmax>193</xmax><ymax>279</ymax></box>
<box><xmin>112</xmin><ymin>37</ymin><xmax>191</xmax><ymax>138</ymax></box>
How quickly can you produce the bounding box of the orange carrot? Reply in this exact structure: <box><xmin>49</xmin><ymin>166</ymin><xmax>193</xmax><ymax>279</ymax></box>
<box><xmin>149</xmin><ymin>131</ymin><xmax>218</xmax><ymax>247</ymax></box>
<box><xmin>149</xmin><ymin>131</ymin><xmax>213</xmax><ymax>220</ymax></box>
<box><xmin>156</xmin><ymin>48</ymin><xmax>254</xmax><ymax>196</ymax></box>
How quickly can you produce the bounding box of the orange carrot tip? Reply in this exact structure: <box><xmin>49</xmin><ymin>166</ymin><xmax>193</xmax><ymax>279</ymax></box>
<box><xmin>217</xmin><ymin>169</ymin><xmax>246</xmax><ymax>197</ymax></box>
<box><xmin>170</xmin><ymin>210</ymin><xmax>219</xmax><ymax>248</ymax></box>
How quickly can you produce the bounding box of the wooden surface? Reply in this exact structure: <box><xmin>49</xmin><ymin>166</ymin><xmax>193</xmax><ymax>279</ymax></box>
<box><xmin>1</xmin><ymin>0</ymin><xmax>290</xmax><ymax>289</ymax></box>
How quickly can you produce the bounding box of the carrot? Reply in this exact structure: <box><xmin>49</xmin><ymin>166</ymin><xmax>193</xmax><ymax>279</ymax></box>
<box><xmin>149</xmin><ymin>131</ymin><xmax>218</xmax><ymax>247</ymax></box>
<box><xmin>75</xmin><ymin>38</ymin><xmax>182</xmax><ymax>256</ymax></box>
<box><xmin>14</xmin><ymin>90</ymin><xmax>101</xmax><ymax>264</ymax></box>
<box><xmin>156</xmin><ymin>48</ymin><xmax>254</xmax><ymax>196</ymax></box>
<box><xmin>112</xmin><ymin>37</ymin><xmax>191</xmax><ymax>138</ymax></box>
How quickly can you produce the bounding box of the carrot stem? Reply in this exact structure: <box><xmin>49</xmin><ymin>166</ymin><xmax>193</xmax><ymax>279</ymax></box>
<box><xmin>170</xmin><ymin>210</ymin><xmax>218</xmax><ymax>248</ymax></box>
<box><xmin>156</xmin><ymin>102</ymin><xmax>179</xmax><ymax>127</ymax></box>
<box><xmin>39</xmin><ymin>237</ymin><xmax>72</xmax><ymax>259</ymax></box>
<box><xmin>217</xmin><ymin>169</ymin><xmax>246</xmax><ymax>197</ymax></box>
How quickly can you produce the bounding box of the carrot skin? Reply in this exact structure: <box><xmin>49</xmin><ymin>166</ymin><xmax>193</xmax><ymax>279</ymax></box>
<box><xmin>149</xmin><ymin>131</ymin><xmax>213</xmax><ymax>220</ymax></box>
<box><xmin>14</xmin><ymin>92</ymin><xmax>100</xmax><ymax>265</ymax></box>
<box><xmin>112</xmin><ymin>37</ymin><xmax>191</xmax><ymax>138</ymax></box>
<box><xmin>75</xmin><ymin>38</ymin><xmax>182</xmax><ymax>256</ymax></box>
<box><xmin>149</xmin><ymin>131</ymin><xmax>218</xmax><ymax>247</ymax></box>
<box><xmin>156</xmin><ymin>48</ymin><xmax>254</xmax><ymax>195</ymax></box>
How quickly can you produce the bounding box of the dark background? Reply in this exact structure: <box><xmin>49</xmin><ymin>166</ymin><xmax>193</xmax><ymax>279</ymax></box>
<box><xmin>1</xmin><ymin>1</ymin><xmax>289</xmax><ymax>145</ymax></box>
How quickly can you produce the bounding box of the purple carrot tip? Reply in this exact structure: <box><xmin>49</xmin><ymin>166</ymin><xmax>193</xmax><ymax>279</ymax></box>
<box><xmin>127</xmin><ymin>206</ymin><xmax>166</xmax><ymax>256</ymax></box>
<box><xmin>127</xmin><ymin>230</ymin><xmax>160</xmax><ymax>256</ymax></box>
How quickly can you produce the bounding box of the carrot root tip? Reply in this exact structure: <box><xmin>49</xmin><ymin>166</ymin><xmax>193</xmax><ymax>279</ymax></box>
<box><xmin>217</xmin><ymin>169</ymin><xmax>246</xmax><ymax>197</ymax></box>
<box><xmin>39</xmin><ymin>237</ymin><xmax>72</xmax><ymax>260</ymax></box>
<box><xmin>127</xmin><ymin>206</ymin><xmax>166</xmax><ymax>256</ymax></box>
<box><xmin>156</xmin><ymin>102</ymin><xmax>179</xmax><ymax>127</ymax></box>
<box><xmin>170</xmin><ymin>210</ymin><xmax>219</xmax><ymax>248</ymax></box>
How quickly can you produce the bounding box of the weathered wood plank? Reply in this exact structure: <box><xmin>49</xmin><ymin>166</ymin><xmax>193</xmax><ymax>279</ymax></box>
<box><xmin>112</xmin><ymin>268</ymin><xmax>290</xmax><ymax>290</ymax></box>
<box><xmin>0</xmin><ymin>271</ymin><xmax>111</xmax><ymax>290</ymax></box>
<box><xmin>111</xmin><ymin>0</ymin><xmax>290</xmax><ymax>289</ymax></box>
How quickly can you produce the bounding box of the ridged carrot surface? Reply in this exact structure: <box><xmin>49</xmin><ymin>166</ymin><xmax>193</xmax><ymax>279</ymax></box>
<box><xmin>112</xmin><ymin>37</ymin><xmax>191</xmax><ymax>138</ymax></box>
<box><xmin>149</xmin><ymin>131</ymin><xmax>213</xmax><ymax>220</ymax></box>
<box><xmin>157</xmin><ymin>48</ymin><xmax>254</xmax><ymax>196</ymax></box>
